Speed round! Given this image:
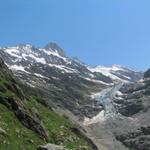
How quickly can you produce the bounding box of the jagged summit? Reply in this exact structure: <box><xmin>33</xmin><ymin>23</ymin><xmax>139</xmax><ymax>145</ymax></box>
<box><xmin>44</xmin><ymin>42</ymin><xmax>65</xmax><ymax>56</ymax></box>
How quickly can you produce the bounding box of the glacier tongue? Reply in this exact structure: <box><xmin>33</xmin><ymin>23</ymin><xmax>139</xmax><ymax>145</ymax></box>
<box><xmin>84</xmin><ymin>83</ymin><xmax>123</xmax><ymax>125</ymax></box>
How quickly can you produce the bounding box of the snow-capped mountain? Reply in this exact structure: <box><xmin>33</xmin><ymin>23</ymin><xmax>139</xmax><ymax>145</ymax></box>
<box><xmin>0</xmin><ymin>43</ymin><xmax>143</xmax><ymax>118</ymax></box>
<box><xmin>88</xmin><ymin>65</ymin><xmax>143</xmax><ymax>82</ymax></box>
<box><xmin>1</xmin><ymin>43</ymin><xmax>75</xmax><ymax>73</ymax></box>
<box><xmin>0</xmin><ymin>43</ymin><xmax>115</xmax><ymax>85</ymax></box>
<box><xmin>0</xmin><ymin>43</ymin><xmax>143</xmax><ymax>85</ymax></box>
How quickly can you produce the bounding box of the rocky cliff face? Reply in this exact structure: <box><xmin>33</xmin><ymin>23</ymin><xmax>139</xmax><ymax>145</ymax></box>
<box><xmin>144</xmin><ymin>68</ymin><xmax>150</xmax><ymax>78</ymax></box>
<box><xmin>114</xmin><ymin>79</ymin><xmax>150</xmax><ymax>150</ymax></box>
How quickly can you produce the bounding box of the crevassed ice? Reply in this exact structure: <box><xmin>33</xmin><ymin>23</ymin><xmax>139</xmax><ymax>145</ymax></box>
<box><xmin>84</xmin><ymin>83</ymin><xmax>123</xmax><ymax>125</ymax></box>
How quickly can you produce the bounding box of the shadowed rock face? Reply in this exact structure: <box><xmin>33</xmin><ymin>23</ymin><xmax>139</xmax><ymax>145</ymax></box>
<box><xmin>116</xmin><ymin>126</ymin><xmax>150</xmax><ymax>150</ymax></box>
<box><xmin>0</xmin><ymin>58</ymin><xmax>4</xmax><ymax>67</ymax></box>
<box><xmin>44</xmin><ymin>42</ymin><xmax>66</xmax><ymax>57</ymax></box>
<box><xmin>144</xmin><ymin>68</ymin><xmax>150</xmax><ymax>78</ymax></box>
<box><xmin>113</xmin><ymin>79</ymin><xmax>150</xmax><ymax>150</ymax></box>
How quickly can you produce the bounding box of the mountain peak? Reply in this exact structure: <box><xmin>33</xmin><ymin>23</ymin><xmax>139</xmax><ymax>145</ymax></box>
<box><xmin>44</xmin><ymin>42</ymin><xmax>65</xmax><ymax>56</ymax></box>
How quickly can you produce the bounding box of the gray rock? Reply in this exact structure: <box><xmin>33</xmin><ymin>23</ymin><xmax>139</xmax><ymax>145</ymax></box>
<box><xmin>37</xmin><ymin>143</ymin><xmax>65</xmax><ymax>150</ymax></box>
<box><xmin>0</xmin><ymin>127</ymin><xmax>6</xmax><ymax>135</ymax></box>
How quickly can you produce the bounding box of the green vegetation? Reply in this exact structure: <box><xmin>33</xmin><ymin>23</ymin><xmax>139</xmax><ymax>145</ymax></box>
<box><xmin>0</xmin><ymin>104</ymin><xmax>45</xmax><ymax>150</ymax></box>
<box><xmin>0</xmin><ymin>69</ymin><xmax>94</xmax><ymax>150</ymax></box>
<box><xmin>26</xmin><ymin>96</ymin><xmax>93</xmax><ymax>150</ymax></box>
<box><xmin>0</xmin><ymin>77</ymin><xmax>20</xmax><ymax>100</ymax></box>
<box><xmin>0</xmin><ymin>95</ymin><xmax>93</xmax><ymax>150</ymax></box>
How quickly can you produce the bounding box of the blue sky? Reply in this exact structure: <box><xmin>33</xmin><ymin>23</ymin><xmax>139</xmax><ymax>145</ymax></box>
<box><xmin>0</xmin><ymin>0</ymin><xmax>150</xmax><ymax>70</ymax></box>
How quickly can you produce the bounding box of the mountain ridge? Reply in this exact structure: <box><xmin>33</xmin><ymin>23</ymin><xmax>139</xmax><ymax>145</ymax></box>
<box><xmin>0</xmin><ymin>42</ymin><xmax>143</xmax><ymax>84</ymax></box>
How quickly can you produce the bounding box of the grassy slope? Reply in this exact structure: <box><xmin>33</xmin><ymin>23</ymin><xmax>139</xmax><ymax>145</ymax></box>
<box><xmin>0</xmin><ymin>61</ymin><xmax>94</xmax><ymax>150</ymax></box>
<box><xmin>0</xmin><ymin>97</ymin><xmax>93</xmax><ymax>150</ymax></box>
<box><xmin>26</xmin><ymin>97</ymin><xmax>93</xmax><ymax>150</ymax></box>
<box><xmin>0</xmin><ymin>104</ymin><xmax>44</xmax><ymax>150</ymax></box>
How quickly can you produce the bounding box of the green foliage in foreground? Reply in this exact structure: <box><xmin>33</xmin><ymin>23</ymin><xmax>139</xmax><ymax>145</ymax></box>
<box><xmin>0</xmin><ymin>104</ymin><xmax>44</xmax><ymax>150</ymax></box>
<box><xmin>26</xmin><ymin>96</ymin><xmax>93</xmax><ymax>150</ymax></box>
<box><xmin>0</xmin><ymin>96</ymin><xmax>93</xmax><ymax>150</ymax></box>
